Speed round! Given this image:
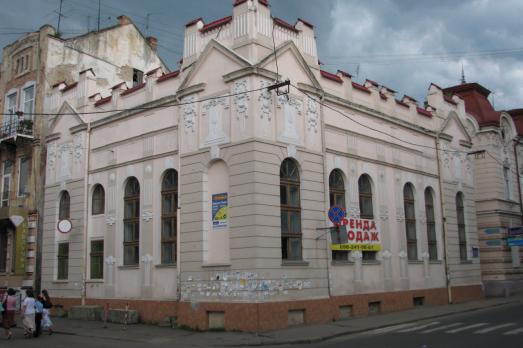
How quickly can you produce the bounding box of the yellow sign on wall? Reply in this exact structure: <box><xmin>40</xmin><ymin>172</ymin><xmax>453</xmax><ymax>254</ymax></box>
<box><xmin>330</xmin><ymin>244</ymin><xmax>382</xmax><ymax>251</ymax></box>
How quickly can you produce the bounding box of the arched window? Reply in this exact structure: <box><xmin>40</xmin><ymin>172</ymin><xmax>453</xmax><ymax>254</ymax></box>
<box><xmin>456</xmin><ymin>192</ymin><xmax>467</xmax><ymax>260</ymax></box>
<box><xmin>425</xmin><ymin>187</ymin><xmax>437</xmax><ymax>260</ymax></box>
<box><xmin>359</xmin><ymin>174</ymin><xmax>376</xmax><ymax>260</ymax></box>
<box><xmin>92</xmin><ymin>184</ymin><xmax>105</xmax><ymax>215</ymax></box>
<box><xmin>59</xmin><ymin>191</ymin><xmax>70</xmax><ymax>220</ymax></box>
<box><xmin>329</xmin><ymin>169</ymin><xmax>347</xmax><ymax>261</ymax></box>
<box><xmin>123</xmin><ymin>177</ymin><xmax>140</xmax><ymax>265</ymax></box>
<box><xmin>161</xmin><ymin>169</ymin><xmax>178</xmax><ymax>264</ymax></box>
<box><xmin>280</xmin><ymin>158</ymin><xmax>301</xmax><ymax>260</ymax></box>
<box><xmin>404</xmin><ymin>183</ymin><xmax>417</xmax><ymax>260</ymax></box>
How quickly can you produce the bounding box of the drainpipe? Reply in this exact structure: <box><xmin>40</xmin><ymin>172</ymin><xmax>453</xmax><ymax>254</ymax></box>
<box><xmin>435</xmin><ymin>135</ymin><xmax>452</xmax><ymax>304</ymax></box>
<box><xmin>81</xmin><ymin>122</ymin><xmax>91</xmax><ymax>306</ymax></box>
<box><xmin>512</xmin><ymin>138</ymin><xmax>523</xmax><ymax>225</ymax></box>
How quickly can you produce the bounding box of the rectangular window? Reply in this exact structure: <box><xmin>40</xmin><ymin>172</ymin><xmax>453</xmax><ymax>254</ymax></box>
<box><xmin>57</xmin><ymin>242</ymin><xmax>69</xmax><ymax>280</ymax></box>
<box><xmin>5</xmin><ymin>93</ymin><xmax>17</xmax><ymax>125</ymax></box>
<box><xmin>1</xmin><ymin>161</ymin><xmax>13</xmax><ymax>207</ymax></box>
<box><xmin>132</xmin><ymin>69</ymin><xmax>144</xmax><ymax>87</ymax></box>
<box><xmin>90</xmin><ymin>240</ymin><xmax>104</xmax><ymax>279</ymax></box>
<box><xmin>123</xmin><ymin>198</ymin><xmax>139</xmax><ymax>265</ymax></box>
<box><xmin>22</xmin><ymin>85</ymin><xmax>35</xmax><ymax>120</ymax></box>
<box><xmin>18</xmin><ymin>156</ymin><xmax>30</xmax><ymax>196</ymax></box>
<box><xmin>161</xmin><ymin>190</ymin><xmax>177</xmax><ymax>264</ymax></box>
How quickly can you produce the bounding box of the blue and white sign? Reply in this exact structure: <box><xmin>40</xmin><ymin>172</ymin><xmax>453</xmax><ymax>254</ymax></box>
<box><xmin>328</xmin><ymin>206</ymin><xmax>346</xmax><ymax>226</ymax></box>
<box><xmin>507</xmin><ymin>237</ymin><xmax>523</xmax><ymax>247</ymax></box>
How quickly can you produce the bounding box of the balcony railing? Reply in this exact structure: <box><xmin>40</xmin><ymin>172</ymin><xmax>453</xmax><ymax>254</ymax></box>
<box><xmin>0</xmin><ymin>117</ymin><xmax>33</xmax><ymax>141</ymax></box>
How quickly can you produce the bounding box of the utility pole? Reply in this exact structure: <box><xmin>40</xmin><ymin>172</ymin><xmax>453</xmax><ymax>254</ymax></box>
<box><xmin>97</xmin><ymin>0</ymin><xmax>101</xmax><ymax>31</ymax></box>
<box><xmin>57</xmin><ymin>0</ymin><xmax>63</xmax><ymax>34</ymax></box>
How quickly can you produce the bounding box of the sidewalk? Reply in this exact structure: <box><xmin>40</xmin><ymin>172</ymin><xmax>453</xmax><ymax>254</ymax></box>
<box><xmin>44</xmin><ymin>295</ymin><xmax>522</xmax><ymax>347</ymax></box>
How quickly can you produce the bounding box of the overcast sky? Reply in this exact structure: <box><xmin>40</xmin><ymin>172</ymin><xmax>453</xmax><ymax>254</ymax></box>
<box><xmin>1</xmin><ymin>0</ymin><xmax>522</xmax><ymax>110</ymax></box>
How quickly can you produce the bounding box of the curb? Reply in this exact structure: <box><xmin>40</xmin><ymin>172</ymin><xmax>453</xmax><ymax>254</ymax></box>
<box><xmin>223</xmin><ymin>299</ymin><xmax>521</xmax><ymax>347</ymax></box>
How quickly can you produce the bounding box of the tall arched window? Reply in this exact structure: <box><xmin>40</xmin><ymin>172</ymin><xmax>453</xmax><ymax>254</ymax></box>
<box><xmin>280</xmin><ymin>158</ymin><xmax>301</xmax><ymax>260</ymax></box>
<box><xmin>359</xmin><ymin>174</ymin><xmax>376</xmax><ymax>260</ymax></box>
<box><xmin>404</xmin><ymin>183</ymin><xmax>417</xmax><ymax>260</ymax></box>
<box><xmin>59</xmin><ymin>191</ymin><xmax>70</xmax><ymax>220</ymax></box>
<box><xmin>456</xmin><ymin>192</ymin><xmax>467</xmax><ymax>260</ymax></box>
<box><xmin>329</xmin><ymin>169</ymin><xmax>347</xmax><ymax>261</ymax></box>
<box><xmin>92</xmin><ymin>184</ymin><xmax>105</xmax><ymax>215</ymax></box>
<box><xmin>161</xmin><ymin>169</ymin><xmax>178</xmax><ymax>264</ymax></box>
<box><xmin>123</xmin><ymin>177</ymin><xmax>140</xmax><ymax>265</ymax></box>
<box><xmin>425</xmin><ymin>187</ymin><xmax>437</xmax><ymax>260</ymax></box>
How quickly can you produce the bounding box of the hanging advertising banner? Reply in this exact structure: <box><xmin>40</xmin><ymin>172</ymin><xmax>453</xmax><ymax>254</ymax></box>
<box><xmin>212</xmin><ymin>193</ymin><xmax>228</xmax><ymax>229</ymax></box>
<box><xmin>330</xmin><ymin>217</ymin><xmax>381</xmax><ymax>251</ymax></box>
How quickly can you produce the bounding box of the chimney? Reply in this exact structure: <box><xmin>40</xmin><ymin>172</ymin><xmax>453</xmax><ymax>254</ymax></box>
<box><xmin>117</xmin><ymin>15</ymin><xmax>131</xmax><ymax>26</ymax></box>
<box><xmin>146</xmin><ymin>36</ymin><xmax>158</xmax><ymax>51</ymax></box>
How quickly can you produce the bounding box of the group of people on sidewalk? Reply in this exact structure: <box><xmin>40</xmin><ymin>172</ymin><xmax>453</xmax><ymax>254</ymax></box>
<box><xmin>0</xmin><ymin>288</ymin><xmax>54</xmax><ymax>340</ymax></box>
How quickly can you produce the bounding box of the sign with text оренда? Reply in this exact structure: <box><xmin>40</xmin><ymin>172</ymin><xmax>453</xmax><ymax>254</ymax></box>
<box><xmin>212</xmin><ymin>193</ymin><xmax>228</xmax><ymax>229</ymax></box>
<box><xmin>330</xmin><ymin>218</ymin><xmax>381</xmax><ymax>251</ymax></box>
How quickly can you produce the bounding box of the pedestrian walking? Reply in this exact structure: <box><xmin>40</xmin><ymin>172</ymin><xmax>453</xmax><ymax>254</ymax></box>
<box><xmin>21</xmin><ymin>289</ymin><xmax>36</xmax><ymax>338</ymax></box>
<box><xmin>41</xmin><ymin>289</ymin><xmax>53</xmax><ymax>335</ymax></box>
<box><xmin>33</xmin><ymin>295</ymin><xmax>44</xmax><ymax>337</ymax></box>
<box><xmin>1</xmin><ymin>288</ymin><xmax>16</xmax><ymax>340</ymax></box>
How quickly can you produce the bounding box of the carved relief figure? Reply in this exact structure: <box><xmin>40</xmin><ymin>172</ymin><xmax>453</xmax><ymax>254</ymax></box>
<box><xmin>259</xmin><ymin>80</ymin><xmax>272</xmax><ymax>120</ymax></box>
<box><xmin>234</xmin><ymin>79</ymin><xmax>249</xmax><ymax>129</ymax></box>
<box><xmin>203</xmin><ymin>97</ymin><xmax>228</xmax><ymax>144</ymax></box>
<box><xmin>306</xmin><ymin>98</ymin><xmax>319</xmax><ymax>133</ymax></box>
<box><xmin>73</xmin><ymin>133</ymin><xmax>83</xmax><ymax>163</ymax></box>
<box><xmin>278</xmin><ymin>95</ymin><xmax>302</xmax><ymax>142</ymax></box>
<box><xmin>182</xmin><ymin>96</ymin><xmax>197</xmax><ymax>133</ymax></box>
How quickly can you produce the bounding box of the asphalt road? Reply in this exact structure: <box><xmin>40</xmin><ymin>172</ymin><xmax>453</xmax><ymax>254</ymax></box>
<box><xmin>3</xmin><ymin>302</ymin><xmax>523</xmax><ymax>347</ymax></box>
<box><xmin>301</xmin><ymin>302</ymin><xmax>523</xmax><ymax>348</ymax></box>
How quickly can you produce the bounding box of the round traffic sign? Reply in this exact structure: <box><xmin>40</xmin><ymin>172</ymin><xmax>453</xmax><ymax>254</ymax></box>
<box><xmin>57</xmin><ymin>219</ymin><xmax>72</xmax><ymax>233</ymax></box>
<box><xmin>328</xmin><ymin>206</ymin><xmax>346</xmax><ymax>226</ymax></box>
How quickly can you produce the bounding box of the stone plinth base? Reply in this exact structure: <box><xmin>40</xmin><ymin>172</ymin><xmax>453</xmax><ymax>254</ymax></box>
<box><xmin>68</xmin><ymin>305</ymin><xmax>103</xmax><ymax>321</ymax></box>
<box><xmin>108</xmin><ymin>309</ymin><xmax>139</xmax><ymax>324</ymax></box>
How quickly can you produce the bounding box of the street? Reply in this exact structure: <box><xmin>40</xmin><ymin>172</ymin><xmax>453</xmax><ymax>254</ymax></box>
<box><xmin>2</xmin><ymin>301</ymin><xmax>522</xmax><ymax>347</ymax></box>
<box><xmin>297</xmin><ymin>302</ymin><xmax>523</xmax><ymax>348</ymax></box>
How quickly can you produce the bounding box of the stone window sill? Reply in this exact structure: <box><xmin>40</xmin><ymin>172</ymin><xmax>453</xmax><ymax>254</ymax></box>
<box><xmin>331</xmin><ymin>260</ymin><xmax>355</xmax><ymax>266</ymax></box>
<box><xmin>155</xmin><ymin>263</ymin><xmax>177</xmax><ymax>268</ymax></box>
<box><xmin>362</xmin><ymin>260</ymin><xmax>381</xmax><ymax>265</ymax></box>
<box><xmin>201</xmin><ymin>263</ymin><xmax>231</xmax><ymax>268</ymax></box>
<box><xmin>429</xmin><ymin>260</ymin><xmax>443</xmax><ymax>264</ymax></box>
<box><xmin>52</xmin><ymin>280</ymin><xmax>68</xmax><ymax>284</ymax></box>
<box><xmin>460</xmin><ymin>260</ymin><xmax>473</xmax><ymax>264</ymax></box>
<box><xmin>118</xmin><ymin>265</ymin><xmax>139</xmax><ymax>270</ymax></box>
<box><xmin>408</xmin><ymin>260</ymin><xmax>424</xmax><ymax>265</ymax></box>
<box><xmin>281</xmin><ymin>260</ymin><xmax>309</xmax><ymax>267</ymax></box>
<box><xmin>86</xmin><ymin>279</ymin><xmax>104</xmax><ymax>283</ymax></box>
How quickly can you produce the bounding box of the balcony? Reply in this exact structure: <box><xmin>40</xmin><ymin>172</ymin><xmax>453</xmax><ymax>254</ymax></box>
<box><xmin>0</xmin><ymin>117</ymin><xmax>34</xmax><ymax>143</ymax></box>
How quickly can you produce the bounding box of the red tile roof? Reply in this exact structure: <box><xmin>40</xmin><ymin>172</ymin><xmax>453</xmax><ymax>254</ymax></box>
<box><xmin>443</xmin><ymin>95</ymin><xmax>457</xmax><ymax>105</ymax></box>
<box><xmin>200</xmin><ymin>16</ymin><xmax>233</xmax><ymax>33</ymax></box>
<box><xmin>352</xmin><ymin>82</ymin><xmax>371</xmax><ymax>94</ymax></box>
<box><xmin>52</xmin><ymin>80</ymin><xmax>66</xmax><ymax>88</ymax></box>
<box><xmin>94</xmin><ymin>96</ymin><xmax>112</xmax><ymax>107</ymax></box>
<box><xmin>337</xmin><ymin>70</ymin><xmax>351</xmax><ymax>78</ymax></box>
<box><xmin>157</xmin><ymin>70</ymin><xmax>180</xmax><ymax>83</ymax></box>
<box><xmin>417</xmin><ymin>107</ymin><xmax>432</xmax><ymax>118</ymax></box>
<box><xmin>443</xmin><ymin>83</ymin><xmax>500</xmax><ymax>126</ymax></box>
<box><xmin>395</xmin><ymin>99</ymin><xmax>410</xmax><ymax>108</ymax></box>
<box><xmin>61</xmin><ymin>82</ymin><xmax>78</xmax><ymax>93</ymax></box>
<box><xmin>403</xmin><ymin>94</ymin><xmax>417</xmax><ymax>103</ymax></box>
<box><xmin>273</xmin><ymin>18</ymin><xmax>299</xmax><ymax>32</ymax></box>
<box><xmin>146</xmin><ymin>67</ymin><xmax>161</xmax><ymax>76</ymax></box>
<box><xmin>186</xmin><ymin>17</ymin><xmax>203</xmax><ymax>27</ymax></box>
<box><xmin>111</xmin><ymin>82</ymin><xmax>127</xmax><ymax>90</ymax></box>
<box><xmin>365</xmin><ymin>79</ymin><xmax>379</xmax><ymax>87</ymax></box>
<box><xmin>120</xmin><ymin>83</ymin><xmax>146</xmax><ymax>96</ymax></box>
<box><xmin>79</xmin><ymin>68</ymin><xmax>95</xmax><ymax>76</ymax></box>
<box><xmin>508</xmin><ymin>109</ymin><xmax>523</xmax><ymax>136</ymax></box>
<box><xmin>297</xmin><ymin>18</ymin><xmax>314</xmax><ymax>29</ymax></box>
<box><xmin>320</xmin><ymin>70</ymin><xmax>343</xmax><ymax>83</ymax></box>
<box><xmin>259</xmin><ymin>0</ymin><xmax>269</xmax><ymax>6</ymax></box>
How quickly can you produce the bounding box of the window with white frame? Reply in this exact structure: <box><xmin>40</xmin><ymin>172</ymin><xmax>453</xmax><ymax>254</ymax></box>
<box><xmin>18</xmin><ymin>156</ymin><xmax>30</xmax><ymax>196</ymax></box>
<box><xmin>5</xmin><ymin>92</ymin><xmax>17</xmax><ymax>124</ymax></box>
<box><xmin>1</xmin><ymin>161</ymin><xmax>13</xmax><ymax>207</ymax></box>
<box><xmin>22</xmin><ymin>84</ymin><xmax>35</xmax><ymax>120</ymax></box>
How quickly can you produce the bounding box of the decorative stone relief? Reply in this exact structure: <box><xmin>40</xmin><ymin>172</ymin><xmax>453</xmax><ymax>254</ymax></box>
<box><xmin>211</xmin><ymin>145</ymin><xmax>220</xmax><ymax>160</ymax></box>
<box><xmin>453</xmin><ymin>151</ymin><xmax>462</xmax><ymax>180</ymax></box>
<box><xmin>142</xmin><ymin>210</ymin><xmax>153</xmax><ymax>222</ymax></box>
<box><xmin>105</xmin><ymin>256</ymin><xmax>116</xmax><ymax>286</ymax></box>
<box><xmin>440</xmin><ymin>142</ymin><xmax>450</xmax><ymax>168</ymax></box>
<box><xmin>306</xmin><ymin>98</ymin><xmax>319</xmax><ymax>133</ymax></box>
<box><xmin>234</xmin><ymin>79</ymin><xmax>249</xmax><ymax>122</ymax></box>
<box><xmin>277</xmin><ymin>94</ymin><xmax>302</xmax><ymax>142</ymax></box>
<box><xmin>73</xmin><ymin>133</ymin><xmax>83</xmax><ymax>162</ymax></box>
<box><xmin>203</xmin><ymin>97</ymin><xmax>228</xmax><ymax>145</ymax></box>
<box><xmin>47</xmin><ymin>142</ymin><xmax>56</xmax><ymax>170</ymax></box>
<box><xmin>258</xmin><ymin>80</ymin><xmax>273</xmax><ymax>120</ymax></box>
<box><xmin>58</xmin><ymin>143</ymin><xmax>72</xmax><ymax>179</ymax></box>
<box><xmin>379</xmin><ymin>206</ymin><xmax>389</xmax><ymax>221</ymax></box>
<box><xmin>287</xmin><ymin>144</ymin><xmax>296</xmax><ymax>158</ymax></box>
<box><xmin>141</xmin><ymin>254</ymin><xmax>153</xmax><ymax>287</ymax></box>
<box><xmin>418</xmin><ymin>211</ymin><xmax>426</xmax><ymax>225</ymax></box>
<box><xmin>182</xmin><ymin>95</ymin><xmax>197</xmax><ymax>133</ymax></box>
<box><xmin>396</xmin><ymin>207</ymin><xmax>405</xmax><ymax>222</ymax></box>
<box><xmin>105</xmin><ymin>216</ymin><xmax>115</xmax><ymax>226</ymax></box>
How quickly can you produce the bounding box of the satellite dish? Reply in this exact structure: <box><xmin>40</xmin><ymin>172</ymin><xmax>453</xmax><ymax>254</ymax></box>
<box><xmin>57</xmin><ymin>219</ymin><xmax>72</xmax><ymax>233</ymax></box>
